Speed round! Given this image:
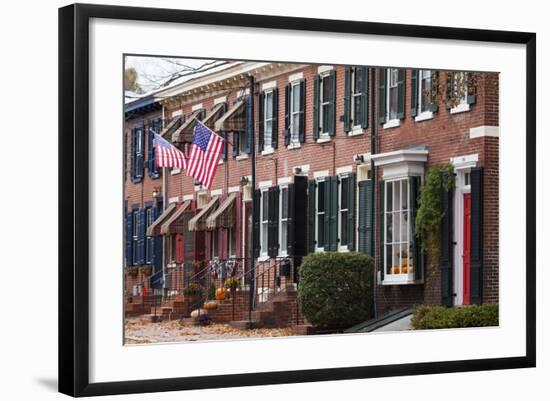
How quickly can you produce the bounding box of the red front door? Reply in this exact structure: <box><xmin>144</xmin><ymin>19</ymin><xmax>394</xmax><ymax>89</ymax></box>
<box><xmin>463</xmin><ymin>193</ymin><xmax>471</xmax><ymax>305</ymax></box>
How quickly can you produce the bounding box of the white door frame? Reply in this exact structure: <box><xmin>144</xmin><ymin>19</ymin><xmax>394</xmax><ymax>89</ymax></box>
<box><xmin>451</xmin><ymin>154</ymin><xmax>478</xmax><ymax>306</ymax></box>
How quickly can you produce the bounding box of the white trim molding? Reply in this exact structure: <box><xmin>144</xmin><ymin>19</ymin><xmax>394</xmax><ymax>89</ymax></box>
<box><xmin>182</xmin><ymin>194</ymin><xmax>194</xmax><ymax>201</ymax></box>
<box><xmin>450</xmin><ymin>103</ymin><xmax>470</xmax><ymax>114</ymax></box>
<box><xmin>371</xmin><ymin>148</ymin><xmax>429</xmax><ymax>180</ymax></box>
<box><xmin>214</xmin><ymin>96</ymin><xmax>227</xmax><ymax>105</ymax></box>
<box><xmin>313</xmin><ymin>170</ymin><xmax>329</xmax><ymax>179</ymax></box>
<box><xmin>170</xmin><ymin>168</ymin><xmax>181</xmax><ymax>175</ymax></box>
<box><xmin>317</xmin><ymin>65</ymin><xmax>334</xmax><ymax>74</ymax></box>
<box><xmin>228</xmin><ymin>186</ymin><xmax>240</xmax><ymax>193</ymax></box>
<box><xmin>383</xmin><ymin>119</ymin><xmax>400</xmax><ymax>129</ymax></box>
<box><xmin>191</xmin><ymin>103</ymin><xmax>203</xmax><ymax>112</ymax></box>
<box><xmin>259</xmin><ymin>180</ymin><xmax>272</xmax><ymax>189</ymax></box>
<box><xmin>171</xmin><ymin>109</ymin><xmax>182</xmax><ymax>118</ymax></box>
<box><xmin>288</xmin><ymin>72</ymin><xmax>304</xmax><ymax>83</ymax></box>
<box><xmin>278</xmin><ymin>176</ymin><xmax>292</xmax><ymax>186</ymax></box>
<box><xmin>469</xmin><ymin>125</ymin><xmax>500</xmax><ymax>139</ymax></box>
<box><xmin>236</xmin><ymin>88</ymin><xmax>250</xmax><ymax>98</ymax></box>
<box><xmin>210</xmin><ymin>189</ymin><xmax>223</xmax><ymax>196</ymax></box>
<box><xmin>336</xmin><ymin>165</ymin><xmax>353</xmax><ymax>175</ymax></box>
<box><xmin>261</xmin><ymin>80</ymin><xmax>277</xmax><ymax>91</ymax></box>
<box><xmin>168</xmin><ymin>196</ymin><xmax>179</xmax><ymax>204</ymax></box>
<box><xmin>451</xmin><ymin>153</ymin><xmax>479</xmax><ymax>170</ymax></box>
<box><xmin>293</xmin><ymin>164</ymin><xmax>310</xmax><ymax>175</ymax></box>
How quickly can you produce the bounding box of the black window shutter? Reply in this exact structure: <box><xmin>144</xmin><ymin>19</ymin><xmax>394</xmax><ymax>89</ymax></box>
<box><xmin>136</xmin><ymin>125</ymin><xmax>145</xmax><ymax>181</ymax></box>
<box><xmin>245</xmin><ymin>95</ymin><xmax>253</xmax><ymax>154</ymax></box>
<box><xmin>313</xmin><ymin>75</ymin><xmax>320</xmax><ymax>141</ymax></box>
<box><xmin>328</xmin><ymin>70</ymin><xmax>337</xmax><ymax>136</ymax></box>
<box><xmin>284</xmin><ymin>84</ymin><xmax>291</xmax><ymax>146</ymax></box>
<box><xmin>379</xmin><ymin>69</ymin><xmax>387</xmax><ymax>124</ymax></box>
<box><xmin>308</xmin><ymin>180</ymin><xmax>317</xmax><ymax>253</ymax></box>
<box><xmin>232</xmin><ymin>131</ymin><xmax>239</xmax><ymax>159</ymax></box>
<box><xmin>470</xmin><ymin>167</ymin><xmax>483</xmax><ymax>304</ymax></box>
<box><xmin>272</xmin><ymin>187</ymin><xmax>280</xmax><ymax>256</ymax></box>
<box><xmin>299</xmin><ymin>80</ymin><xmax>306</xmax><ymax>143</ymax></box>
<box><xmin>379</xmin><ymin>181</ymin><xmax>385</xmax><ymax>281</ymax></box>
<box><xmin>325</xmin><ymin>176</ymin><xmax>338</xmax><ymax>251</ymax></box>
<box><xmin>147</xmin><ymin>125</ymin><xmax>153</xmax><ymax>174</ymax></box>
<box><xmin>253</xmin><ymin>189</ymin><xmax>261</xmax><ymax>258</ymax></box>
<box><xmin>430</xmin><ymin>71</ymin><xmax>439</xmax><ymax>112</ymax></box>
<box><xmin>258</xmin><ymin>92</ymin><xmax>265</xmax><ymax>152</ymax></box>
<box><xmin>396</xmin><ymin>69</ymin><xmax>406</xmax><ymax>119</ymax></box>
<box><xmin>410</xmin><ymin>69</ymin><xmax>419</xmax><ymax>117</ymax></box>
<box><xmin>130</xmin><ymin>128</ymin><xmax>136</xmax><ymax>182</ymax></box>
<box><xmin>152</xmin><ymin>206</ymin><xmax>163</xmax><ymax>274</ymax></box>
<box><xmin>358</xmin><ymin>180</ymin><xmax>373</xmax><ymax>255</ymax></box>
<box><xmin>267</xmin><ymin>187</ymin><xmax>274</xmax><ymax>256</ymax></box>
<box><xmin>359</xmin><ymin>67</ymin><xmax>369</xmax><ymax>129</ymax></box>
<box><xmin>126</xmin><ymin>211</ymin><xmax>133</xmax><ymax>267</ymax></box>
<box><xmin>293</xmin><ymin>176</ymin><xmax>308</xmax><ymax>256</ymax></box>
<box><xmin>440</xmin><ymin>183</ymin><xmax>454</xmax><ymax>306</ymax></box>
<box><xmin>221</xmin><ymin>132</ymin><xmax>227</xmax><ymax>161</ymax></box>
<box><xmin>347</xmin><ymin>174</ymin><xmax>356</xmax><ymax>250</ymax></box>
<box><xmin>137</xmin><ymin>209</ymin><xmax>146</xmax><ymax>265</ymax></box>
<box><xmin>287</xmin><ymin>183</ymin><xmax>295</xmax><ymax>256</ymax></box>
<box><xmin>272</xmin><ymin>88</ymin><xmax>279</xmax><ymax>149</ymax></box>
<box><xmin>466</xmin><ymin>73</ymin><xmax>477</xmax><ymax>105</ymax></box>
<box><xmin>343</xmin><ymin>66</ymin><xmax>352</xmax><ymax>133</ymax></box>
<box><xmin>410</xmin><ymin>176</ymin><xmax>423</xmax><ymax>281</ymax></box>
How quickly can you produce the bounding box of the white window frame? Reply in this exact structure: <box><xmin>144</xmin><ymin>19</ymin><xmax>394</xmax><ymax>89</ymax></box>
<box><xmin>416</xmin><ymin>69</ymin><xmax>434</xmax><ymax>122</ymax></box>
<box><xmin>450</xmin><ymin>72</ymin><xmax>470</xmax><ymax>114</ymax></box>
<box><xmin>132</xmin><ymin>210</ymin><xmax>139</xmax><ymax>265</ymax></box>
<box><xmin>315</xmin><ymin>178</ymin><xmax>326</xmax><ymax>253</ymax></box>
<box><xmin>260</xmin><ymin>188</ymin><xmax>270</xmax><ymax>258</ymax></box>
<box><xmin>211</xmin><ymin>230</ymin><xmax>218</xmax><ymax>259</ymax></box>
<box><xmin>238</xmin><ymin>131</ymin><xmax>248</xmax><ymax>157</ymax></box>
<box><xmin>289</xmin><ymin>81</ymin><xmax>301</xmax><ymax>147</ymax></box>
<box><xmin>382</xmin><ymin>177</ymin><xmax>416</xmax><ymax>284</ymax></box>
<box><xmin>169</xmin><ymin>234</ymin><xmax>177</xmax><ymax>264</ymax></box>
<box><xmin>228</xmin><ymin>224</ymin><xmax>236</xmax><ymax>258</ymax></box>
<box><xmin>350</xmin><ymin>67</ymin><xmax>363</xmax><ymax>131</ymax></box>
<box><xmin>145</xmin><ymin>207</ymin><xmax>153</xmax><ymax>264</ymax></box>
<box><xmin>338</xmin><ymin>175</ymin><xmax>351</xmax><ymax>252</ymax></box>
<box><xmin>279</xmin><ymin>185</ymin><xmax>289</xmax><ymax>257</ymax></box>
<box><xmin>318</xmin><ymin>72</ymin><xmax>332</xmax><ymax>139</ymax></box>
<box><xmin>383</xmin><ymin>68</ymin><xmax>401</xmax><ymax>129</ymax></box>
<box><xmin>263</xmin><ymin>90</ymin><xmax>275</xmax><ymax>153</ymax></box>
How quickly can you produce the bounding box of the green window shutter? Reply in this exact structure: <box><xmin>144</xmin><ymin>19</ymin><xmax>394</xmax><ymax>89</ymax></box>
<box><xmin>308</xmin><ymin>180</ymin><xmax>317</xmax><ymax>253</ymax></box>
<box><xmin>359</xmin><ymin>67</ymin><xmax>369</xmax><ymax>129</ymax></box>
<box><xmin>245</xmin><ymin>95</ymin><xmax>253</xmax><ymax>154</ymax></box>
<box><xmin>268</xmin><ymin>187</ymin><xmax>280</xmax><ymax>258</ymax></box>
<box><xmin>328</xmin><ymin>70</ymin><xmax>337</xmax><ymax>136</ymax></box>
<box><xmin>379</xmin><ymin>68</ymin><xmax>387</xmax><ymax>124</ymax></box>
<box><xmin>357</xmin><ymin>180</ymin><xmax>374</xmax><ymax>256</ymax></box>
<box><xmin>430</xmin><ymin>70</ymin><xmax>439</xmax><ymax>112</ymax></box>
<box><xmin>343</xmin><ymin>66</ymin><xmax>352</xmax><ymax>133</ymax></box>
<box><xmin>410</xmin><ymin>69</ymin><xmax>419</xmax><ymax>117</ymax></box>
<box><xmin>253</xmin><ymin>189</ymin><xmax>261</xmax><ymax>258</ymax></box>
<box><xmin>379</xmin><ymin>181</ymin><xmax>385</xmax><ymax>282</ymax></box>
<box><xmin>272</xmin><ymin>88</ymin><xmax>279</xmax><ymax>149</ymax></box>
<box><xmin>258</xmin><ymin>92</ymin><xmax>265</xmax><ymax>152</ymax></box>
<box><xmin>325</xmin><ymin>176</ymin><xmax>338</xmax><ymax>251</ymax></box>
<box><xmin>292</xmin><ymin>176</ymin><xmax>308</xmax><ymax>257</ymax></box>
<box><xmin>299</xmin><ymin>80</ymin><xmax>306</xmax><ymax>143</ymax></box>
<box><xmin>126</xmin><ymin>211</ymin><xmax>133</xmax><ymax>267</ymax></box>
<box><xmin>313</xmin><ymin>75</ymin><xmax>320</xmax><ymax>141</ymax></box>
<box><xmin>440</xmin><ymin>182</ymin><xmax>454</xmax><ymax>306</ymax></box>
<box><xmin>287</xmin><ymin>183</ymin><xmax>295</xmax><ymax>256</ymax></box>
<box><xmin>346</xmin><ymin>174</ymin><xmax>356</xmax><ymax>250</ymax></box>
<box><xmin>410</xmin><ymin>176</ymin><xmax>423</xmax><ymax>281</ymax></box>
<box><xmin>284</xmin><ymin>84</ymin><xmax>291</xmax><ymax>146</ymax></box>
<box><xmin>470</xmin><ymin>167</ymin><xmax>483</xmax><ymax>304</ymax></box>
<box><xmin>130</xmin><ymin>128</ymin><xmax>136</xmax><ymax>182</ymax></box>
<box><xmin>396</xmin><ymin>69</ymin><xmax>406</xmax><ymax>119</ymax></box>
<box><xmin>466</xmin><ymin>72</ymin><xmax>477</xmax><ymax>105</ymax></box>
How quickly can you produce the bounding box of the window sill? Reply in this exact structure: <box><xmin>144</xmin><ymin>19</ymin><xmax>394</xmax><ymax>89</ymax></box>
<box><xmin>261</xmin><ymin>148</ymin><xmax>274</xmax><ymax>156</ymax></box>
<box><xmin>414</xmin><ymin>111</ymin><xmax>434</xmax><ymax>122</ymax></box>
<box><xmin>348</xmin><ymin>128</ymin><xmax>364</xmax><ymax>136</ymax></box>
<box><xmin>236</xmin><ymin>154</ymin><xmax>249</xmax><ymax>161</ymax></box>
<box><xmin>383</xmin><ymin>119</ymin><xmax>400</xmax><ymax>129</ymax></box>
<box><xmin>170</xmin><ymin>168</ymin><xmax>181</xmax><ymax>175</ymax></box>
<box><xmin>450</xmin><ymin>103</ymin><xmax>470</xmax><ymax>114</ymax></box>
<box><xmin>257</xmin><ymin>255</ymin><xmax>270</xmax><ymax>262</ymax></box>
<box><xmin>287</xmin><ymin>143</ymin><xmax>301</xmax><ymax>150</ymax></box>
<box><xmin>316</xmin><ymin>136</ymin><xmax>331</xmax><ymax>144</ymax></box>
<box><xmin>315</xmin><ymin>247</ymin><xmax>325</xmax><ymax>253</ymax></box>
<box><xmin>338</xmin><ymin>246</ymin><xmax>350</xmax><ymax>253</ymax></box>
<box><xmin>381</xmin><ymin>273</ymin><xmax>422</xmax><ymax>285</ymax></box>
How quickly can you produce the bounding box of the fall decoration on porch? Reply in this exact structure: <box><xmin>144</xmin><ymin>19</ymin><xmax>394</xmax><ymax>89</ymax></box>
<box><xmin>203</xmin><ymin>301</ymin><xmax>218</xmax><ymax>310</ymax></box>
<box><xmin>215</xmin><ymin>287</ymin><xmax>228</xmax><ymax>300</ymax></box>
<box><xmin>125</xmin><ymin>267</ymin><xmax>138</xmax><ymax>277</ymax></box>
<box><xmin>182</xmin><ymin>283</ymin><xmax>204</xmax><ymax>297</ymax></box>
<box><xmin>139</xmin><ymin>266</ymin><xmax>152</xmax><ymax>277</ymax></box>
<box><xmin>224</xmin><ymin>277</ymin><xmax>239</xmax><ymax>291</ymax></box>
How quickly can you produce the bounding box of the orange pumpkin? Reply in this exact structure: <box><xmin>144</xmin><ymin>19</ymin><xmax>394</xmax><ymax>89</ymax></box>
<box><xmin>204</xmin><ymin>301</ymin><xmax>218</xmax><ymax>310</ymax></box>
<box><xmin>215</xmin><ymin>287</ymin><xmax>227</xmax><ymax>300</ymax></box>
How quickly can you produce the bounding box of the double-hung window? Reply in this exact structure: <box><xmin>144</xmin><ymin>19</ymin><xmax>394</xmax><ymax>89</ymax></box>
<box><xmin>279</xmin><ymin>186</ymin><xmax>289</xmax><ymax>256</ymax></box>
<box><xmin>383</xmin><ymin>178</ymin><xmax>414</xmax><ymax>281</ymax></box>
<box><xmin>316</xmin><ymin>179</ymin><xmax>326</xmax><ymax>251</ymax></box>
<box><xmin>145</xmin><ymin>207</ymin><xmax>153</xmax><ymax>264</ymax></box>
<box><xmin>351</xmin><ymin>68</ymin><xmax>363</xmax><ymax>129</ymax></box>
<box><xmin>228</xmin><ymin>225</ymin><xmax>236</xmax><ymax>257</ymax></box>
<box><xmin>388</xmin><ymin>68</ymin><xmax>399</xmax><ymax>120</ymax></box>
<box><xmin>319</xmin><ymin>73</ymin><xmax>332</xmax><ymax>137</ymax></box>
<box><xmin>211</xmin><ymin>231</ymin><xmax>218</xmax><ymax>259</ymax></box>
<box><xmin>263</xmin><ymin>90</ymin><xmax>274</xmax><ymax>152</ymax></box>
<box><xmin>289</xmin><ymin>82</ymin><xmax>301</xmax><ymax>145</ymax></box>
<box><xmin>260</xmin><ymin>189</ymin><xmax>269</xmax><ymax>257</ymax></box>
<box><xmin>132</xmin><ymin>210</ymin><xmax>139</xmax><ymax>265</ymax></box>
<box><xmin>419</xmin><ymin>69</ymin><xmax>433</xmax><ymax>114</ymax></box>
<box><xmin>449</xmin><ymin>72</ymin><xmax>471</xmax><ymax>113</ymax></box>
<box><xmin>339</xmin><ymin>176</ymin><xmax>350</xmax><ymax>250</ymax></box>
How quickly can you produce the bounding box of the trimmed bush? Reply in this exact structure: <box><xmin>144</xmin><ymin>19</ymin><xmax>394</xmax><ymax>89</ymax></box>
<box><xmin>297</xmin><ymin>252</ymin><xmax>374</xmax><ymax>330</ymax></box>
<box><xmin>411</xmin><ymin>304</ymin><xmax>499</xmax><ymax>330</ymax></box>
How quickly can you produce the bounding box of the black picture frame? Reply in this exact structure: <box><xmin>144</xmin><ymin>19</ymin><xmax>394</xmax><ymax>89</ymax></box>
<box><xmin>58</xmin><ymin>3</ymin><xmax>536</xmax><ymax>397</ymax></box>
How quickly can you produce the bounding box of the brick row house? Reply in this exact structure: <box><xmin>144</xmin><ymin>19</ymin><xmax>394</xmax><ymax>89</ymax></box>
<box><xmin>124</xmin><ymin>61</ymin><xmax>499</xmax><ymax>324</ymax></box>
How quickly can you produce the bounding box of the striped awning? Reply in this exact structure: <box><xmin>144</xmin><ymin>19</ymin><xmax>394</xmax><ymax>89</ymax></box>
<box><xmin>206</xmin><ymin>193</ymin><xmax>237</xmax><ymax>230</ymax></box>
<box><xmin>215</xmin><ymin>100</ymin><xmax>245</xmax><ymax>132</ymax></box>
<box><xmin>159</xmin><ymin>117</ymin><xmax>181</xmax><ymax>138</ymax></box>
<box><xmin>146</xmin><ymin>202</ymin><xmax>177</xmax><ymax>236</ymax></box>
<box><xmin>160</xmin><ymin>200</ymin><xmax>191</xmax><ymax>235</ymax></box>
<box><xmin>202</xmin><ymin>103</ymin><xmax>226</xmax><ymax>130</ymax></box>
<box><xmin>188</xmin><ymin>196</ymin><xmax>219</xmax><ymax>232</ymax></box>
<box><xmin>172</xmin><ymin>110</ymin><xmax>201</xmax><ymax>143</ymax></box>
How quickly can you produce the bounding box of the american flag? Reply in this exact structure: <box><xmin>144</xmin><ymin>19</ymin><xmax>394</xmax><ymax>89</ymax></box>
<box><xmin>186</xmin><ymin>121</ymin><xmax>225</xmax><ymax>189</ymax></box>
<box><xmin>153</xmin><ymin>133</ymin><xmax>187</xmax><ymax>170</ymax></box>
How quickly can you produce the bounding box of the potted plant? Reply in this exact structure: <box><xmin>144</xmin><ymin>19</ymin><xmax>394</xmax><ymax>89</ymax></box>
<box><xmin>224</xmin><ymin>277</ymin><xmax>239</xmax><ymax>292</ymax></box>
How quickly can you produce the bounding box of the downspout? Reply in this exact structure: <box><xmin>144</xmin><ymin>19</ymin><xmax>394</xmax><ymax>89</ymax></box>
<box><xmin>248</xmin><ymin>74</ymin><xmax>256</xmax><ymax>323</ymax></box>
<box><xmin>370</xmin><ymin>67</ymin><xmax>378</xmax><ymax>318</ymax></box>
<box><xmin>161</xmin><ymin>105</ymin><xmax>167</xmax><ymax>290</ymax></box>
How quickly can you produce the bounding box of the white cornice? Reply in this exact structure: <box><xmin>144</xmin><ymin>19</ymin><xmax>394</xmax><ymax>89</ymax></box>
<box><xmin>371</xmin><ymin>149</ymin><xmax>429</xmax><ymax>166</ymax></box>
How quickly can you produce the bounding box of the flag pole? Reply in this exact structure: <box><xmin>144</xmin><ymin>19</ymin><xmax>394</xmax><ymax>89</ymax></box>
<box><xmin>248</xmin><ymin>74</ymin><xmax>256</xmax><ymax>324</ymax></box>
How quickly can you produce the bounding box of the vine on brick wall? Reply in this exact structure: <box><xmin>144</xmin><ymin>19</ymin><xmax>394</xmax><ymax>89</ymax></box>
<box><xmin>414</xmin><ymin>163</ymin><xmax>455</xmax><ymax>259</ymax></box>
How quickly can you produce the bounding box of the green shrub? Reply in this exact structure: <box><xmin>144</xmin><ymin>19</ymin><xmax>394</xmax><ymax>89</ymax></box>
<box><xmin>411</xmin><ymin>304</ymin><xmax>499</xmax><ymax>330</ymax></box>
<box><xmin>297</xmin><ymin>252</ymin><xmax>374</xmax><ymax>330</ymax></box>
<box><xmin>206</xmin><ymin>283</ymin><xmax>216</xmax><ymax>300</ymax></box>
